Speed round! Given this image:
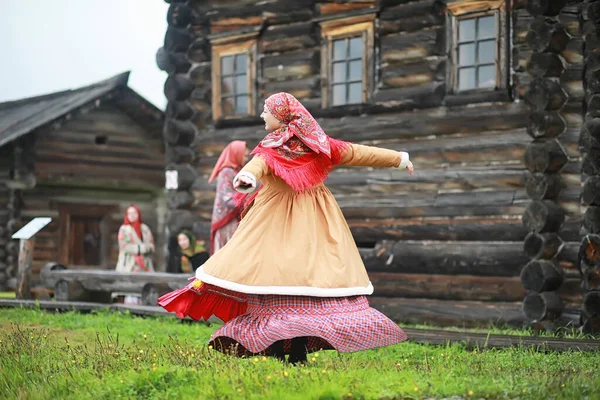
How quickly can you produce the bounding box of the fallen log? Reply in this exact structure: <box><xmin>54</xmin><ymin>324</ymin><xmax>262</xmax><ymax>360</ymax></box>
<box><xmin>523</xmin><ymin>291</ymin><xmax>565</xmax><ymax>322</ymax></box>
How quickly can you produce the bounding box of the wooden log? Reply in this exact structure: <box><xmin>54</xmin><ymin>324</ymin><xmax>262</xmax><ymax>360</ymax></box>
<box><xmin>587</xmin><ymin>94</ymin><xmax>600</xmax><ymax>119</ymax></box>
<box><xmin>527</xmin><ymin>111</ymin><xmax>567</xmax><ymax>138</ymax></box>
<box><xmin>520</xmin><ymin>260</ymin><xmax>564</xmax><ymax>292</ymax></box>
<box><xmin>523</xmin><ymin>291</ymin><xmax>565</xmax><ymax>322</ymax></box>
<box><xmin>582</xmin><ymin>1</ymin><xmax>600</xmax><ymax>23</ymax></box>
<box><xmin>527</xmin><ymin>53</ymin><xmax>566</xmax><ymax>78</ymax></box>
<box><xmin>164</xmin><ymin>75</ymin><xmax>195</xmax><ymax>102</ymax></box>
<box><xmin>361</xmin><ymin>240</ymin><xmax>529</xmax><ymax>277</ymax></box>
<box><xmin>166</xmin><ymin>164</ymin><xmax>197</xmax><ymax>191</ymax></box>
<box><xmin>523</xmin><ymin>232</ymin><xmax>564</xmax><ymax>260</ymax></box>
<box><xmin>583</xmin><ymin>176</ymin><xmax>600</xmax><ymax>206</ymax></box>
<box><xmin>579</xmin><ymin>129</ymin><xmax>600</xmax><ymax>151</ymax></box>
<box><xmin>16</xmin><ymin>239</ymin><xmax>35</xmax><ymax>300</ymax></box>
<box><xmin>349</xmin><ymin>217</ymin><xmax>528</xmax><ymax>243</ymax></box>
<box><xmin>164</xmin><ymin>27</ymin><xmax>192</xmax><ymax>52</ymax></box>
<box><xmin>187</xmin><ymin>38</ymin><xmax>209</xmax><ymax>63</ymax></box>
<box><xmin>582</xmin><ymin>265</ymin><xmax>600</xmax><ymax>291</ymax></box>
<box><xmin>262</xmin><ymin>22</ymin><xmax>317</xmax><ymax>53</ymax></box>
<box><xmin>369</xmin><ymin>297</ymin><xmax>527</xmax><ymax>327</ymax></box>
<box><xmin>141</xmin><ymin>282</ymin><xmax>178</xmax><ymax>306</ymax></box>
<box><xmin>156</xmin><ymin>47</ymin><xmax>191</xmax><ymax>74</ymax></box>
<box><xmin>525</xmin><ymin>172</ymin><xmax>563</xmax><ymax>200</ymax></box>
<box><xmin>582</xmin><ymin>151</ymin><xmax>600</xmax><ymax>175</ymax></box>
<box><xmin>166</xmin><ymin>146</ymin><xmax>197</xmax><ymax>164</ymax></box>
<box><xmin>524</xmin><ymin>139</ymin><xmax>569</xmax><ymax>173</ymax></box>
<box><xmin>54</xmin><ymin>280</ymin><xmax>88</xmax><ymax>302</ymax></box>
<box><xmin>582</xmin><ymin>291</ymin><xmax>600</xmax><ymax>317</ymax></box>
<box><xmin>522</xmin><ymin>200</ymin><xmax>566</xmax><ymax>233</ymax></box>
<box><xmin>579</xmin><ymin>234</ymin><xmax>600</xmax><ymax>266</ymax></box>
<box><xmin>525</xmin><ymin>78</ymin><xmax>568</xmax><ymax>111</ymax></box>
<box><xmin>39</xmin><ymin>262</ymin><xmax>67</xmax><ymax>288</ymax></box>
<box><xmin>379</xmin><ymin>0</ymin><xmax>444</xmax><ymax>35</ymax></box>
<box><xmin>371</xmin><ymin>272</ymin><xmax>526</xmax><ymax>301</ymax></box>
<box><xmin>526</xmin><ymin>0</ymin><xmax>568</xmax><ymax>17</ymax></box>
<box><xmin>164</xmin><ymin>119</ymin><xmax>196</xmax><ymax>146</ymax></box>
<box><xmin>166</xmin><ymin>101</ymin><xmax>195</xmax><ymax>121</ymax></box>
<box><xmin>167</xmin><ymin>190</ymin><xmax>195</xmax><ymax>209</ymax></box>
<box><xmin>526</xmin><ymin>18</ymin><xmax>569</xmax><ymax>53</ymax></box>
<box><xmin>583</xmin><ymin>118</ymin><xmax>600</xmax><ymax>141</ymax></box>
<box><xmin>581</xmin><ymin>315</ymin><xmax>600</xmax><ymax>334</ymax></box>
<box><xmin>167</xmin><ymin>3</ymin><xmax>193</xmax><ymax>28</ymax></box>
<box><xmin>168</xmin><ymin>210</ymin><xmax>200</xmax><ymax>234</ymax></box>
<box><xmin>583</xmin><ymin>206</ymin><xmax>600</xmax><ymax>234</ymax></box>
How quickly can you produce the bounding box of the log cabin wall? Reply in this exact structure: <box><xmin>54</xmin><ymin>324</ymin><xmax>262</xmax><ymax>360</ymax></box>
<box><xmin>0</xmin><ymin>145</ymin><xmax>11</xmax><ymax>290</ymax></box>
<box><xmin>579</xmin><ymin>0</ymin><xmax>600</xmax><ymax>334</ymax></box>
<box><xmin>11</xmin><ymin>103</ymin><xmax>167</xmax><ymax>284</ymax></box>
<box><xmin>157</xmin><ymin>0</ymin><xmax>587</xmax><ymax>325</ymax></box>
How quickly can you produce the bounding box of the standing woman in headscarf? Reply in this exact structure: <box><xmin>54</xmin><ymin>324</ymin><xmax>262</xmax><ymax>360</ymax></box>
<box><xmin>116</xmin><ymin>204</ymin><xmax>155</xmax><ymax>304</ymax></box>
<box><xmin>160</xmin><ymin>93</ymin><xmax>413</xmax><ymax>363</ymax></box>
<box><xmin>208</xmin><ymin>140</ymin><xmax>248</xmax><ymax>255</ymax></box>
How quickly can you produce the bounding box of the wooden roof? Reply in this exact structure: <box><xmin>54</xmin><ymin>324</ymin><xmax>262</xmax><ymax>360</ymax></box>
<box><xmin>0</xmin><ymin>72</ymin><xmax>164</xmax><ymax>149</ymax></box>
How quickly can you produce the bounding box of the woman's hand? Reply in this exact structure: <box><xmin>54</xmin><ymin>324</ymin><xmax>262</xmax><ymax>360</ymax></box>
<box><xmin>234</xmin><ymin>175</ymin><xmax>254</xmax><ymax>190</ymax></box>
<box><xmin>406</xmin><ymin>160</ymin><xmax>414</xmax><ymax>175</ymax></box>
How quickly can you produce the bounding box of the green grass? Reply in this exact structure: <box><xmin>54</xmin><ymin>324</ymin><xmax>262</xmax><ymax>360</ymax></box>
<box><xmin>0</xmin><ymin>308</ymin><xmax>599</xmax><ymax>400</ymax></box>
<box><xmin>0</xmin><ymin>292</ymin><xmax>15</xmax><ymax>299</ymax></box>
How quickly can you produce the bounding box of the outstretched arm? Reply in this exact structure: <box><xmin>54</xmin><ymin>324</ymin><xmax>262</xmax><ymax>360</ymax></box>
<box><xmin>233</xmin><ymin>156</ymin><xmax>269</xmax><ymax>193</ymax></box>
<box><xmin>340</xmin><ymin>143</ymin><xmax>412</xmax><ymax>173</ymax></box>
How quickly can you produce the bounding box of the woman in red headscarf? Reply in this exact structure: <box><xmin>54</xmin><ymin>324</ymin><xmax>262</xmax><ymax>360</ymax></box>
<box><xmin>159</xmin><ymin>93</ymin><xmax>413</xmax><ymax>363</ymax></box>
<box><xmin>116</xmin><ymin>204</ymin><xmax>155</xmax><ymax>304</ymax></box>
<box><xmin>208</xmin><ymin>140</ymin><xmax>248</xmax><ymax>255</ymax></box>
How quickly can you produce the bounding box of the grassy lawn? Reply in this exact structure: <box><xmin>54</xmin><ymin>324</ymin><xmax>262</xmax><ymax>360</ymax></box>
<box><xmin>0</xmin><ymin>292</ymin><xmax>15</xmax><ymax>299</ymax></box>
<box><xmin>0</xmin><ymin>308</ymin><xmax>599</xmax><ymax>400</ymax></box>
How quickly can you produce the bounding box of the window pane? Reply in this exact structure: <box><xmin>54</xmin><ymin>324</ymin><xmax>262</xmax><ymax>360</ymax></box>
<box><xmin>348</xmin><ymin>82</ymin><xmax>362</xmax><ymax>104</ymax></box>
<box><xmin>333</xmin><ymin>62</ymin><xmax>346</xmax><ymax>83</ymax></box>
<box><xmin>478</xmin><ymin>40</ymin><xmax>496</xmax><ymax>64</ymax></box>
<box><xmin>236</xmin><ymin>74</ymin><xmax>247</xmax><ymax>95</ymax></box>
<box><xmin>333</xmin><ymin>39</ymin><xmax>346</xmax><ymax>61</ymax></box>
<box><xmin>458</xmin><ymin>67</ymin><xmax>476</xmax><ymax>91</ymax></box>
<box><xmin>235</xmin><ymin>54</ymin><xmax>247</xmax><ymax>73</ymax></box>
<box><xmin>222</xmin><ymin>97</ymin><xmax>235</xmax><ymax>115</ymax></box>
<box><xmin>459</xmin><ymin>19</ymin><xmax>476</xmax><ymax>42</ymax></box>
<box><xmin>332</xmin><ymin>84</ymin><xmax>346</xmax><ymax>106</ymax></box>
<box><xmin>458</xmin><ymin>43</ymin><xmax>476</xmax><ymax>66</ymax></box>
<box><xmin>235</xmin><ymin>95</ymin><xmax>248</xmax><ymax>114</ymax></box>
<box><xmin>478</xmin><ymin>16</ymin><xmax>495</xmax><ymax>39</ymax></box>
<box><xmin>349</xmin><ymin>37</ymin><xmax>363</xmax><ymax>59</ymax></box>
<box><xmin>349</xmin><ymin>60</ymin><xmax>362</xmax><ymax>81</ymax></box>
<box><xmin>221</xmin><ymin>76</ymin><xmax>235</xmax><ymax>95</ymax></box>
<box><xmin>221</xmin><ymin>56</ymin><xmax>234</xmax><ymax>76</ymax></box>
<box><xmin>478</xmin><ymin>65</ymin><xmax>496</xmax><ymax>88</ymax></box>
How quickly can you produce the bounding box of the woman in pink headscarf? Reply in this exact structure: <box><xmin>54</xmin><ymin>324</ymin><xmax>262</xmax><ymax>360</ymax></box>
<box><xmin>208</xmin><ymin>140</ymin><xmax>248</xmax><ymax>255</ymax></box>
<box><xmin>160</xmin><ymin>92</ymin><xmax>413</xmax><ymax>364</ymax></box>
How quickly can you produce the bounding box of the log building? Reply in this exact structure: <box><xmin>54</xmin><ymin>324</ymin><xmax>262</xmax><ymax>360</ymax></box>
<box><xmin>156</xmin><ymin>0</ymin><xmax>598</xmax><ymax>328</ymax></box>
<box><xmin>0</xmin><ymin>72</ymin><xmax>166</xmax><ymax>290</ymax></box>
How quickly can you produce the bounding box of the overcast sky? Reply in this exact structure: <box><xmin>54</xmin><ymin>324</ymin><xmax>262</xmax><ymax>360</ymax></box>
<box><xmin>0</xmin><ymin>0</ymin><xmax>169</xmax><ymax>109</ymax></box>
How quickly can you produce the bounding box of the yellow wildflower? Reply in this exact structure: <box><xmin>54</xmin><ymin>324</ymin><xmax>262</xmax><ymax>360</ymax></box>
<box><xmin>266</xmin><ymin>375</ymin><xmax>271</xmax><ymax>381</ymax></box>
<box><xmin>139</xmin><ymin>350</ymin><xmax>144</xmax><ymax>354</ymax></box>
<box><xmin>193</xmin><ymin>280</ymin><xmax>203</xmax><ymax>289</ymax></box>
<box><xmin>348</xmin><ymin>394</ymin><xmax>353</xmax><ymax>398</ymax></box>
<box><xmin>414</xmin><ymin>387</ymin><xmax>419</xmax><ymax>392</ymax></box>
<box><xmin>321</xmin><ymin>370</ymin><xmax>327</xmax><ymax>374</ymax></box>
<box><xmin>283</xmin><ymin>371</ymin><xmax>289</xmax><ymax>377</ymax></box>
<box><xmin>468</xmin><ymin>390</ymin><xmax>473</xmax><ymax>396</ymax></box>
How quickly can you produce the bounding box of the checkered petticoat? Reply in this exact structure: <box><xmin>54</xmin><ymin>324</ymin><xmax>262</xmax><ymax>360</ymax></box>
<box><xmin>209</xmin><ymin>294</ymin><xmax>408</xmax><ymax>356</ymax></box>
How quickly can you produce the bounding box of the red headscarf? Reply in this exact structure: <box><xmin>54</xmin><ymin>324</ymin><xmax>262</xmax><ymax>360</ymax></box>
<box><xmin>251</xmin><ymin>92</ymin><xmax>349</xmax><ymax>192</ymax></box>
<box><xmin>208</xmin><ymin>141</ymin><xmax>247</xmax><ymax>183</ymax></box>
<box><xmin>123</xmin><ymin>204</ymin><xmax>143</xmax><ymax>241</ymax></box>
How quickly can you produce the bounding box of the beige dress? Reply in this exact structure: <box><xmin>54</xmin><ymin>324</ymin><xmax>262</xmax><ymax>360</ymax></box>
<box><xmin>195</xmin><ymin>144</ymin><xmax>402</xmax><ymax>297</ymax></box>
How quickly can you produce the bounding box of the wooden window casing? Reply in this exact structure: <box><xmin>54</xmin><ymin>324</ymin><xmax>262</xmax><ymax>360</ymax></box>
<box><xmin>211</xmin><ymin>38</ymin><xmax>257</xmax><ymax>120</ymax></box>
<box><xmin>446</xmin><ymin>0</ymin><xmax>508</xmax><ymax>94</ymax></box>
<box><xmin>320</xmin><ymin>15</ymin><xmax>375</xmax><ymax>108</ymax></box>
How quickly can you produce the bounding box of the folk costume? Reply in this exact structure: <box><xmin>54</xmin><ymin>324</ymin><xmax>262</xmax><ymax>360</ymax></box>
<box><xmin>159</xmin><ymin>93</ymin><xmax>409</xmax><ymax>361</ymax></box>
<box><xmin>208</xmin><ymin>141</ymin><xmax>247</xmax><ymax>255</ymax></box>
<box><xmin>178</xmin><ymin>230</ymin><xmax>209</xmax><ymax>273</ymax></box>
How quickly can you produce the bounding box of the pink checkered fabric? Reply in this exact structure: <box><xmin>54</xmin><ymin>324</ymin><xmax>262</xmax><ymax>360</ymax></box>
<box><xmin>209</xmin><ymin>294</ymin><xmax>408</xmax><ymax>356</ymax></box>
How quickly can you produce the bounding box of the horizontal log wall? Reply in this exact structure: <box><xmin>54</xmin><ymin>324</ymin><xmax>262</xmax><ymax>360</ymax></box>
<box><xmin>0</xmin><ymin>145</ymin><xmax>11</xmax><ymax>289</ymax></box>
<box><xmin>178</xmin><ymin>0</ymin><xmax>586</xmax><ymax>321</ymax></box>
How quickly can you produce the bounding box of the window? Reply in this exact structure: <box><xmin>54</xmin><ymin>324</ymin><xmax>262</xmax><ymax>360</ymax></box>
<box><xmin>211</xmin><ymin>38</ymin><xmax>257</xmax><ymax>120</ymax></box>
<box><xmin>59</xmin><ymin>204</ymin><xmax>115</xmax><ymax>267</ymax></box>
<box><xmin>320</xmin><ymin>15</ymin><xmax>375</xmax><ymax>107</ymax></box>
<box><xmin>447</xmin><ymin>0</ymin><xmax>507</xmax><ymax>93</ymax></box>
